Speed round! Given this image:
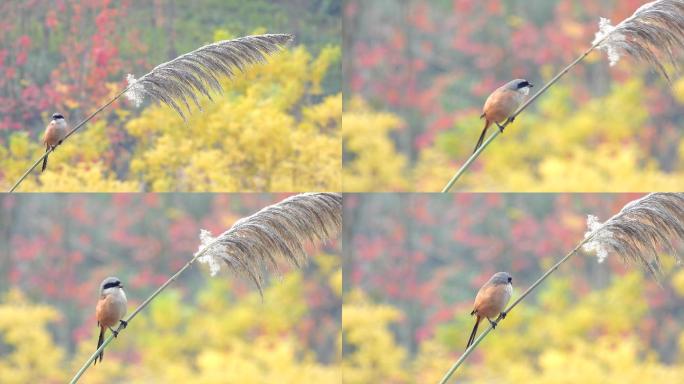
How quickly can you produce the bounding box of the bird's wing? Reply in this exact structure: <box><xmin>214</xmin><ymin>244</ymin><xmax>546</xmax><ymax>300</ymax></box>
<box><xmin>42</xmin><ymin>121</ymin><xmax>56</xmax><ymax>144</ymax></box>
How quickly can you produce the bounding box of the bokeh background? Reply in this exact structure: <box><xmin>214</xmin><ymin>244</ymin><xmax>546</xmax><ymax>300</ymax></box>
<box><xmin>0</xmin><ymin>0</ymin><xmax>341</xmax><ymax>192</ymax></box>
<box><xmin>0</xmin><ymin>194</ymin><xmax>341</xmax><ymax>383</ymax></box>
<box><xmin>342</xmin><ymin>194</ymin><xmax>684</xmax><ymax>383</ymax></box>
<box><xmin>343</xmin><ymin>0</ymin><xmax>684</xmax><ymax>191</ymax></box>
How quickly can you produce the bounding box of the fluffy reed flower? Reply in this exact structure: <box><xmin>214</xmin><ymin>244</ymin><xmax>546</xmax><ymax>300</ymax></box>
<box><xmin>593</xmin><ymin>0</ymin><xmax>684</xmax><ymax>81</ymax></box>
<box><xmin>583</xmin><ymin>193</ymin><xmax>684</xmax><ymax>279</ymax></box>
<box><xmin>125</xmin><ymin>34</ymin><xmax>294</xmax><ymax>118</ymax></box>
<box><xmin>196</xmin><ymin>193</ymin><xmax>342</xmax><ymax>295</ymax></box>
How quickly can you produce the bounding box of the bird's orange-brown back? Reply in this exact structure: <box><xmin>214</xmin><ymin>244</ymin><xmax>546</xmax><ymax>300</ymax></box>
<box><xmin>473</xmin><ymin>283</ymin><xmax>509</xmax><ymax>318</ymax></box>
<box><xmin>482</xmin><ymin>88</ymin><xmax>521</xmax><ymax>124</ymax></box>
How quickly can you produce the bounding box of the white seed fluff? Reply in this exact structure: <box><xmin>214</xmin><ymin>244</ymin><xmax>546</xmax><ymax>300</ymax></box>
<box><xmin>582</xmin><ymin>214</ymin><xmax>611</xmax><ymax>263</ymax></box>
<box><xmin>124</xmin><ymin>74</ymin><xmax>145</xmax><ymax>108</ymax></box>
<box><xmin>593</xmin><ymin>17</ymin><xmax>625</xmax><ymax>66</ymax></box>
<box><xmin>196</xmin><ymin>229</ymin><xmax>222</xmax><ymax>276</ymax></box>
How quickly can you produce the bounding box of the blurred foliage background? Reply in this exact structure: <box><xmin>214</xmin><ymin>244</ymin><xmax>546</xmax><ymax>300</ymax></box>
<box><xmin>0</xmin><ymin>0</ymin><xmax>341</xmax><ymax>192</ymax></box>
<box><xmin>0</xmin><ymin>194</ymin><xmax>341</xmax><ymax>383</ymax></box>
<box><xmin>343</xmin><ymin>0</ymin><xmax>684</xmax><ymax>191</ymax></box>
<box><xmin>342</xmin><ymin>194</ymin><xmax>684</xmax><ymax>383</ymax></box>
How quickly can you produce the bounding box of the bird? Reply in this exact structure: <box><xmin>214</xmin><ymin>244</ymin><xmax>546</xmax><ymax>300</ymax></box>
<box><xmin>473</xmin><ymin>79</ymin><xmax>533</xmax><ymax>153</ymax></box>
<box><xmin>466</xmin><ymin>272</ymin><xmax>513</xmax><ymax>349</ymax></box>
<box><xmin>41</xmin><ymin>113</ymin><xmax>68</xmax><ymax>172</ymax></box>
<box><xmin>94</xmin><ymin>277</ymin><xmax>127</xmax><ymax>365</ymax></box>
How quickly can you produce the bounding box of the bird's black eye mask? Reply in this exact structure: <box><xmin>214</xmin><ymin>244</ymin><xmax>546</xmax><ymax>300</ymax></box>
<box><xmin>517</xmin><ymin>81</ymin><xmax>533</xmax><ymax>89</ymax></box>
<box><xmin>52</xmin><ymin>114</ymin><xmax>64</xmax><ymax>119</ymax></box>
<box><xmin>508</xmin><ymin>277</ymin><xmax>513</xmax><ymax>283</ymax></box>
<box><xmin>103</xmin><ymin>281</ymin><xmax>121</xmax><ymax>290</ymax></box>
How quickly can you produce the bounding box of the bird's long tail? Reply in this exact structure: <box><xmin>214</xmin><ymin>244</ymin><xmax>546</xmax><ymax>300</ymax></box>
<box><xmin>466</xmin><ymin>316</ymin><xmax>481</xmax><ymax>349</ymax></box>
<box><xmin>473</xmin><ymin>120</ymin><xmax>491</xmax><ymax>154</ymax></box>
<box><xmin>94</xmin><ymin>326</ymin><xmax>105</xmax><ymax>365</ymax></box>
<box><xmin>41</xmin><ymin>145</ymin><xmax>49</xmax><ymax>172</ymax></box>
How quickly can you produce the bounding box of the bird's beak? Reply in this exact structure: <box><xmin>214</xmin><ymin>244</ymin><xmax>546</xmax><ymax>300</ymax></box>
<box><xmin>528</xmin><ymin>83</ymin><xmax>534</xmax><ymax>88</ymax></box>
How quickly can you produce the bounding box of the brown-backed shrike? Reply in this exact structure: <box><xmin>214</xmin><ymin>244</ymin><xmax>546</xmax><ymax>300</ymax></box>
<box><xmin>94</xmin><ymin>276</ymin><xmax>127</xmax><ymax>365</ymax></box>
<box><xmin>474</xmin><ymin>79</ymin><xmax>533</xmax><ymax>153</ymax></box>
<box><xmin>41</xmin><ymin>113</ymin><xmax>67</xmax><ymax>172</ymax></box>
<box><xmin>466</xmin><ymin>272</ymin><xmax>513</xmax><ymax>348</ymax></box>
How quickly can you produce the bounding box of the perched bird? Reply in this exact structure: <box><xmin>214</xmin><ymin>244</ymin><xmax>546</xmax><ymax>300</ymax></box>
<box><xmin>473</xmin><ymin>79</ymin><xmax>533</xmax><ymax>153</ymax></box>
<box><xmin>41</xmin><ymin>113</ymin><xmax>68</xmax><ymax>172</ymax></box>
<box><xmin>94</xmin><ymin>277</ymin><xmax>127</xmax><ymax>365</ymax></box>
<box><xmin>466</xmin><ymin>272</ymin><xmax>513</xmax><ymax>349</ymax></box>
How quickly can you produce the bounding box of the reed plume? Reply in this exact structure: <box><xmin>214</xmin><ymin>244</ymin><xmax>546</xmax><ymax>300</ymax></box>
<box><xmin>583</xmin><ymin>193</ymin><xmax>684</xmax><ymax>280</ymax></box>
<box><xmin>196</xmin><ymin>192</ymin><xmax>343</xmax><ymax>295</ymax></box>
<box><xmin>125</xmin><ymin>34</ymin><xmax>294</xmax><ymax>119</ymax></box>
<box><xmin>593</xmin><ymin>0</ymin><xmax>684</xmax><ymax>81</ymax></box>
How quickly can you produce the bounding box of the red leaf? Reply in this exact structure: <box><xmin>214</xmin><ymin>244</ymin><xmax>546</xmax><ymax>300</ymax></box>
<box><xmin>45</xmin><ymin>10</ymin><xmax>59</xmax><ymax>28</ymax></box>
<box><xmin>15</xmin><ymin>51</ymin><xmax>27</xmax><ymax>66</ymax></box>
<box><xmin>17</xmin><ymin>35</ymin><xmax>31</xmax><ymax>49</ymax></box>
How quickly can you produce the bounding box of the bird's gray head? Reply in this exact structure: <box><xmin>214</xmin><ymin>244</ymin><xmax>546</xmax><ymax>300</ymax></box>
<box><xmin>505</xmin><ymin>79</ymin><xmax>533</xmax><ymax>95</ymax></box>
<box><xmin>490</xmin><ymin>272</ymin><xmax>512</xmax><ymax>285</ymax></box>
<box><xmin>100</xmin><ymin>276</ymin><xmax>124</xmax><ymax>294</ymax></box>
<box><xmin>51</xmin><ymin>113</ymin><xmax>64</xmax><ymax>120</ymax></box>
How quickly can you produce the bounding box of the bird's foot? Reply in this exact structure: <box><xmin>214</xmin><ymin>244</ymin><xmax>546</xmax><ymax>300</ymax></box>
<box><xmin>119</xmin><ymin>320</ymin><xmax>128</xmax><ymax>329</ymax></box>
<box><xmin>500</xmin><ymin>311</ymin><xmax>507</xmax><ymax>320</ymax></box>
<box><xmin>109</xmin><ymin>327</ymin><xmax>119</xmax><ymax>338</ymax></box>
<box><xmin>507</xmin><ymin>116</ymin><xmax>516</xmax><ymax>124</ymax></box>
<box><xmin>496</xmin><ymin>122</ymin><xmax>505</xmax><ymax>133</ymax></box>
<box><xmin>487</xmin><ymin>318</ymin><xmax>498</xmax><ymax>329</ymax></box>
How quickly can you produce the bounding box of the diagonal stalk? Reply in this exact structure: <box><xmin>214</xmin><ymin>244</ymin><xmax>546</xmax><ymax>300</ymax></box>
<box><xmin>437</xmin><ymin>237</ymin><xmax>592</xmax><ymax>383</ymax></box>
<box><xmin>8</xmin><ymin>86</ymin><xmax>131</xmax><ymax>193</ymax></box>
<box><xmin>68</xmin><ymin>234</ymin><xmax>222</xmax><ymax>384</ymax></box>
<box><xmin>441</xmin><ymin>41</ymin><xmax>601</xmax><ymax>193</ymax></box>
